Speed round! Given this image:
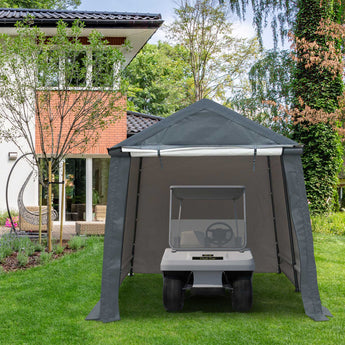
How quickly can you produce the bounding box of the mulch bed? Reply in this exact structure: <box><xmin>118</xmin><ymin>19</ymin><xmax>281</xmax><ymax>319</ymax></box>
<box><xmin>1</xmin><ymin>240</ymin><xmax>76</xmax><ymax>273</ymax></box>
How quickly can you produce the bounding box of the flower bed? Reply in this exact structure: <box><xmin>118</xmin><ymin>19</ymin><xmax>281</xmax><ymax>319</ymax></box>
<box><xmin>0</xmin><ymin>235</ymin><xmax>87</xmax><ymax>272</ymax></box>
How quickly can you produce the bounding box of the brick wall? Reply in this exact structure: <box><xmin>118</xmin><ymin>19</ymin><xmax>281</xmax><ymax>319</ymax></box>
<box><xmin>35</xmin><ymin>91</ymin><xmax>127</xmax><ymax>155</ymax></box>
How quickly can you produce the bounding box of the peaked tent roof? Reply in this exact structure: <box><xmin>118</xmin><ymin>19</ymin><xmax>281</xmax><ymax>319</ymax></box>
<box><xmin>110</xmin><ymin>99</ymin><xmax>298</xmax><ymax>153</ymax></box>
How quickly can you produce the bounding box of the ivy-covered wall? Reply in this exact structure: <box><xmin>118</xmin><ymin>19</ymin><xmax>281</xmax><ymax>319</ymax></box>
<box><xmin>292</xmin><ymin>0</ymin><xmax>344</xmax><ymax>214</ymax></box>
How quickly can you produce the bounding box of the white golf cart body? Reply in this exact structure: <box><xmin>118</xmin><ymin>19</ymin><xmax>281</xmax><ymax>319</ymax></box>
<box><xmin>160</xmin><ymin>185</ymin><xmax>255</xmax><ymax>312</ymax></box>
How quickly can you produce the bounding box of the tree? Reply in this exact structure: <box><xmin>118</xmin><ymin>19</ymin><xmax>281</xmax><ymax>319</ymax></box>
<box><xmin>290</xmin><ymin>0</ymin><xmax>344</xmax><ymax>213</ymax></box>
<box><xmin>124</xmin><ymin>42</ymin><xmax>193</xmax><ymax>116</ymax></box>
<box><xmin>0</xmin><ymin>0</ymin><xmax>80</xmax><ymax>9</ymax></box>
<box><xmin>226</xmin><ymin>0</ymin><xmax>345</xmax><ymax>214</ymax></box>
<box><xmin>231</xmin><ymin>49</ymin><xmax>294</xmax><ymax>136</ymax></box>
<box><xmin>0</xmin><ymin>19</ymin><xmax>126</xmax><ymax>247</ymax></box>
<box><xmin>168</xmin><ymin>0</ymin><xmax>260</xmax><ymax>103</ymax></box>
<box><xmin>0</xmin><ymin>19</ymin><xmax>126</xmax><ymax>173</ymax></box>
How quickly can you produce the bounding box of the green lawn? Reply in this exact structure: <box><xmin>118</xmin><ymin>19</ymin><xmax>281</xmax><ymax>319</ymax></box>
<box><xmin>0</xmin><ymin>234</ymin><xmax>344</xmax><ymax>345</ymax></box>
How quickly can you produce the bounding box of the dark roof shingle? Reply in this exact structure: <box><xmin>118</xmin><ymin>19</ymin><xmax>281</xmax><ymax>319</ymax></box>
<box><xmin>127</xmin><ymin>111</ymin><xmax>162</xmax><ymax>135</ymax></box>
<box><xmin>0</xmin><ymin>8</ymin><xmax>163</xmax><ymax>28</ymax></box>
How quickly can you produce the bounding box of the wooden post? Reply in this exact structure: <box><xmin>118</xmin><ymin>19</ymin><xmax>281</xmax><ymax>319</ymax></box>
<box><xmin>39</xmin><ymin>182</ymin><xmax>42</xmax><ymax>245</ymax></box>
<box><xmin>59</xmin><ymin>161</ymin><xmax>65</xmax><ymax>246</ymax></box>
<box><xmin>38</xmin><ymin>163</ymin><xmax>43</xmax><ymax>245</ymax></box>
<box><xmin>48</xmin><ymin>160</ymin><xmax>52</xmax><ymax>252</ymax></box>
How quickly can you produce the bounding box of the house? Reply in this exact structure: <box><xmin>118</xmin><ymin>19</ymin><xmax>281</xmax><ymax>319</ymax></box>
<box><xmin>0</xmin><ymin>8</ymin><xmax>163</xmax><ymax>224</ymax></box>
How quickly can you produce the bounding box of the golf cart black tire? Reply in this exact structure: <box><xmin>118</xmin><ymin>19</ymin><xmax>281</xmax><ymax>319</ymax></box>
<box><xmin>232</xmin><ymin>277</ymin><xmax>252</xmax><ymax>312</ymax></box>
<box><xmin>163</xmin><ymin>277</ymin><xmax>184</xmax><ymax>312</ymax></box>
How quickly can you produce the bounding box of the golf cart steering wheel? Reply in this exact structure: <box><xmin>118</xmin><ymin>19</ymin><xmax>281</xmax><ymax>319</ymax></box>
<box><xmin>206</xmin><ymin>222</ymin><xmax>233</xmax><ymax>246</ymax></box>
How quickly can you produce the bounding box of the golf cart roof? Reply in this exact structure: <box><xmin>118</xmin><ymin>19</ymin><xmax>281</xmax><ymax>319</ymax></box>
<box><xmin>170</xmin><ymin>186</ymin><xmax>245</xmax><ymax>201</ymax></box>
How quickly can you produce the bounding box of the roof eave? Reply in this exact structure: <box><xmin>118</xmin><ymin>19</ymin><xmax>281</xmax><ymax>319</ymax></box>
<box><xmin>0</xmin><ymin>19</ymin><xmax>164</xmax><ymax>28</ymax></box>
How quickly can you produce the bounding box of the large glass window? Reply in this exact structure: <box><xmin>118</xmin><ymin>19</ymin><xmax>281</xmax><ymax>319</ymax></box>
<box><xmin>92</xmin><ymin>158</ymin><xmax>110</xmax><ymax>205</ymax></box>
<box><xmin>38</xmin><ymin>49</ymin><xmax>118</xmax><ymax>89</ymax></box>
<box><xmin>65</xmin><ymin>51</ymin><xmax>87</xmax><ymax>87</ymax></box>
<box><xmin>92</xmin><ymin>51</ymin><xmax>114</xmax><ymax>87</ymax></box>
<box><xmin>38</xmin><ymin>159</ymin><xmax>60</xmax><ymax>214</ymax></box>
<box><xmin>65</xmin><ymin>158</ymin><xmax>86</xmax><ymax>221</ymax></box>
<box><xmin>38</xmin><ymin>157</ymin><xmax>110</xmax><ymax>222</ymax></box>
<box><xmin>37</xmin><ymin>51</ymin><xmax>59</xmax><ymax>87</ymax></box>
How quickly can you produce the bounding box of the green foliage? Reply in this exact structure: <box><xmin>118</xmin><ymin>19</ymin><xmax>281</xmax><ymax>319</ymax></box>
<box><xmin>231</xmin><ymin>49</ymin><xmax>294</xmax><ymax>136</ymax></box>
<box><xmin>0</xmin><ymin>234</ymin><xmax>35</xmax><ymax>260</ymax></box>
<box><xmin>39</xmin><ymin>251</ymin><xmax>53</xmax><ymax>265</ymax></box>
<box><xmin>34</xmin><ymin>242</ymin><xmax>44</xmax><ymax>252</ymax></box>
<box><xmin>125</xmin><ymin>42</ymin><xmax>193</xmax><ymax>116</ymax></box>
<box><xmin>68</xmin><ymin>236</ymin><xmax>86</xmax><ymax>250</ymax></box>
<box><xmin>17</xmin><ymin>251</ymin><xmax>29</xmax><ymax>267</ymax></box>
<box><xmin>292</xmin><ymin>0</ymin><xmax>343</xmax><ymax>113</ymax></box>
<box><xmin>25</xmin><ymin>242</ymin><xmax>36</xmax><ymax>257</ymax></box>
<box><xmin>0</xmin><ymin>0</ymin><xmax>80</xmax><ymax>9</ymax></box>
<box><xmin>169</xmin><ymin>0</ymin><xmax>260</xmax><ymax>103</ymax></box>
<box><xmin>53</xmin><ymin>244</ymin><xmax>64</xmax><ymax>255</ymax></box>
<box><xmin>294</xmin><ymin>123</ymin><xmax>343</xmax><ymax>214</ymax></box>
<box><xmin>311</xmin><ymin>212</ymin><xmax>345</xmax><ymax>235</ymax></box>
<box><xmin>292</xmin><ymin>0</ymin><xmax>344</xmax><ymax>214</ymax></box>
<box><xmin>0</xmin><ymin>247</ymin><xmax>11</xmax><ymax>263</ymax></box>
<box><xmin>11</xmin><ymin>236</ymin><xmax>32</xmax><ymax>253</ymax></box>
<box><xmin>0</xmin><ymin>210</ymin><xmax>18</xmax><ymax>226</ymax></box>
<box><xmin>0</xmin><ymin>19</ymin><xmax>126</xmax><ymax>175</ymax></box>
<box><xmin>0</xmin><ymin>235</ymin><xmax>14</xmax><ymax>261</ymax></box>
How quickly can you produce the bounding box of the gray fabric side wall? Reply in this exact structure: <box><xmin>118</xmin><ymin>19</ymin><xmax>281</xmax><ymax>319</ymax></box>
<box><xmin>86</xmin><ymin>151</ymin><xmax>131</xmax><ymax>323</ymax></box>
<box><xmin>270</xmin><ymin>157</ymin><xmax>298</xmax><ymax>285</ymax></box>
<box><xmin>120</xmin><ymin>158</ymin><xmax>140</xmax><ymax>283</ymax></box>
<box><xmin>282</xmin><ymin>150</ymin><xmax>331</xmax><ymax>321</ymax></box>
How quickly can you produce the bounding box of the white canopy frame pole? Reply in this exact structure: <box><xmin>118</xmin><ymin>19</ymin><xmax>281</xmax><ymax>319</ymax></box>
<box><xmin>122</xmin><ymin>147</ymin><xmax>285</xmax><ymax>157</ymax></box>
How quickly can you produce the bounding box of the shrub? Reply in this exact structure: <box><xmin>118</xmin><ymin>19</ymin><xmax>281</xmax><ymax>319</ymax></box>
<box><xmin>17</xmin><ymin>251</ymin><xmax>29</xmax><ymax>267</ymax></box>
<box><xmin>0</xmin><ymin>251</ymin><xmax>6</xmax><ymax>263</ymax></box>
<box><xmin>0</xmin><ymin>245</ymin><xmax>13</xmax><ymax>261</ymax></box>
<box><xmin>68</xmin><ymin>236</ymin><xmax>87</xmax><ymax>250</ymax></box>
<box><xmin>12</xmin><ymin>237</ymin><xmax>33</xmax><ymax>253</ymax></box>
<box><xmin>39</xmin><ymin>252</ymin><xmax>52</xmax><ymax>265</ymax></box>
<box><xmin>0</xmin><ymin>233</ymin><xmax>15</xmax><ymax>247</ymax></box>
<box><xmin>311</xmin><ymin>212</ymin><xmax>345</xmax><ymax>236</ymax></box>
<box><xmin>25</xmin><ymin>242</ymin><xmax>36</xmax><ymax>257</ymax></box>
<box><xmin>0</xmin><ymin>210</ymin><xmax>18</xmax><ymax>226</ymax></box>
<box><xmin>34</xmin><ymin>243</ymin><xmax>44</xmax><ymax>252</ymax></box>
<box><xmin>53</xmin><ymin>244</ymin><xmax>64</xmax><ymax>255</ymax></box>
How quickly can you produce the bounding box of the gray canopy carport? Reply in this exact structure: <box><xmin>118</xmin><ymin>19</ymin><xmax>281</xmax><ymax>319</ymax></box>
<box><xmin>87</xmin><ymin>99</ymin><xmax>331</xmax><ymax>322</ymax></box>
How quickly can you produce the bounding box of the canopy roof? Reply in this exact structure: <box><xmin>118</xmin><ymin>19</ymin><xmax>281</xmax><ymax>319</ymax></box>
<box><xmin>111</xmin><ymin>99</ymin><xmax>298</xmax><ymax>155</ymax></box>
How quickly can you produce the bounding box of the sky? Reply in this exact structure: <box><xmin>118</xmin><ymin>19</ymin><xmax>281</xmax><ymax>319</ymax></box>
<box><xmin>78</xmin><ymin>0</ymin><xmax>278</xmax><ymax>48</ymax></box>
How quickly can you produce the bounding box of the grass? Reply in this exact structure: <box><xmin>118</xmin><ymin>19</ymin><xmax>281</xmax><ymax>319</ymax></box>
<box><xmin>311</xmin><ymin>212</ymin><xmax>345</xmax><ymax>235</ymax></box>
<box><xmin>68</xmin><ymin>235</ymin><xmax>87</xmax><ymax>250</ymax></box>
<box><xmin>0</xmin><ymin>234</ymin><xmax>344</xmax><ymax>345</ymax></box>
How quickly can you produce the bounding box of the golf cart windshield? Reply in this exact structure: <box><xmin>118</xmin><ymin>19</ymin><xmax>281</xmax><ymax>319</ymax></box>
<box><xmin>169</xmin><ymin>186</ymin><xmax>247</xmax><ymax>250</ymax></box>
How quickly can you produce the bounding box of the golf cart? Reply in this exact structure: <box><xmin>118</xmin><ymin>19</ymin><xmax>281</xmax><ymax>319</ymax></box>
<box><xmin>160</xmin><ymin>185</ymin><xmax>255</xmax><ymax>312</ymax></box>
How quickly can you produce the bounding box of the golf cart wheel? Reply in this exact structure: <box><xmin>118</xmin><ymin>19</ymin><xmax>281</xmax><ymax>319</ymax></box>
<box><xmin>163</xmin><ymin>277</ymin><xmax>184</xmax><ymax>312</ymax></box>
<box><xmin>232</xmin><ymin>277</ymin><xmax>252</xmax><ymax>312</ymax></box>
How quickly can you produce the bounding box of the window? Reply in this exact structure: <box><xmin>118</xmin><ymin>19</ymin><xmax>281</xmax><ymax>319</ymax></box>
<box><xmin>65</xmin><ymin>51</ymin><xmax>87</xmax><ymax>87</ymax></box>
<box><xmin>92</xmin><ymin>51</ymin><xmax>115</xmax><ymax>87</ymax></box>
<box><xmin>37</xmin><ymin>50</ymin><xmax>59</xmax><ymax>87</ymax></box>
<box><xmin>38</xmin><ymin>49</ymin><xmax>118</xmax><ymax>89</ymax></box>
